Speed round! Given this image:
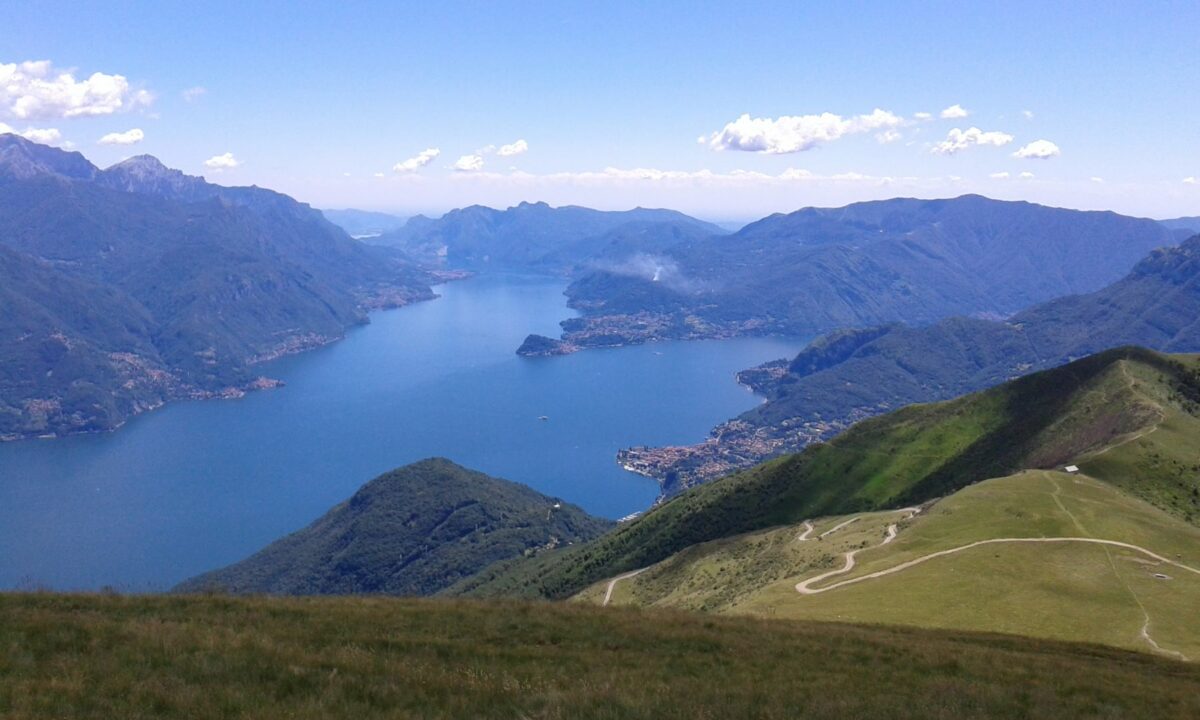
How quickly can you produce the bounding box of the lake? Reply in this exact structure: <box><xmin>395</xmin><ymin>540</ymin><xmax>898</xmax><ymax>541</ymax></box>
<box><xmin>0</xmin><ymin>275</ymin><xmax>806</xmax><ymax>591</ymax></box>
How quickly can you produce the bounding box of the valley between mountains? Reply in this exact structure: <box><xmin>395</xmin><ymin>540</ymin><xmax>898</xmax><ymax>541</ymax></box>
<box><xmin>4</xmin><ymin>136</ymin><xmax>1200</xmax><ymax>717</ymax></box>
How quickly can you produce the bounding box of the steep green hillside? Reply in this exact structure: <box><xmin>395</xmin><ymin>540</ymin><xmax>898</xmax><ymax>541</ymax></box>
<box><xmin>632</xmin><ymin>233</ymin><xmax>1200</xmax><ymax>490</ymax></box>
<box><xmin>175</xmin><ymin>459</ymin><xmax>612</xmax><ymax>596</ymax></box>
<box><xmin>585</xmin><ymin>471</ymin><xmax>1200</xmax><ymax>660</ymax></box>
<box><xmin>0</xmin><ymin>136</ymin><xmax>433</xmax><ymax>440</ymax></box>
<box><xmin>454</xmin><ymin>349</ymin><xmax>1200</xmax><ymax>600</ymax></box>
<box><xmin>4</xmin><ymin>593</ymin><xmax>1199</xmax><ymax>719</ymax></box>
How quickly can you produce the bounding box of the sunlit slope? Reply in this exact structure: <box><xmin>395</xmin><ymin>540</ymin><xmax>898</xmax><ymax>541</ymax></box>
<box><xmin>454</xmin><ymin>348</ymin><xmax>1200</xmax><ymax>601</ymax></box>
<box><xmin>584</xmin><ymin>471</ymin><xmax>1200</xmax><ymax>660</ymax></box>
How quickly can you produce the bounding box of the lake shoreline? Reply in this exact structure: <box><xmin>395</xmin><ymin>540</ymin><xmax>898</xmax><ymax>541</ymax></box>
<box><xmin>0</xmin><ymin>274</ymin><xmax>804</xmax><ymax>590</ymax></box>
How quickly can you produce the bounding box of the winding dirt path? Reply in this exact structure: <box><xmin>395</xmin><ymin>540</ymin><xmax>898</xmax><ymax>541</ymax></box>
<box><xmin>819</xmin><ymin>517</ymin><xmax>860</xmax><ymax>538</ymax></box>
<box><xmin>602</xmin><ymin>568</ymin><xmax>649</xmax><ymax>606</ymax></box>
<box><xmin>796</xmin><ymin>521</ymin><xmax>814</xmax><ymax>542</ymax></box>
<box><xmin>794</xmin><ymin>508</ymin><xmax>918</xmax><ymax>594</ymax></box>
<box><xmin>795</xmin><ymin>536</ymin><xmax>1200</xmax><ymax>596</ymax></box>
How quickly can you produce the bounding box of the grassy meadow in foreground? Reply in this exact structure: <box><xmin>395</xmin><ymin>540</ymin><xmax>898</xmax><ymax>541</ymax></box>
<box><xmin>3</xmin><ymin>593</ymin><xmax>1200</xmax><ymax>719</ymax></box>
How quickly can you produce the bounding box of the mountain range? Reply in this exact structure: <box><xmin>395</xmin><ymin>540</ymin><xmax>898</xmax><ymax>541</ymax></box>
<box><xmin>522</xmin><ymin>195</ymin><xmax>1178</xmax><ymax>354</ymax></box>
<box><xmin>369</xmin><ymin>200</ymin><xmax>725</xmax><ymax>272</ymax></box>
<box><xmin>621</xmin><ymin>232</ymin><xmax>1200</xmax><ymax>492</ymax></box>
<box><xmin>1162</xmin><ymin>216</ymin><xmax>1200</xmax><ymax>234</ymax></box>
<box><xmin>0</xmin><ymin>136</ymin><xmax>434</xmax><ymax>440</ymax></box>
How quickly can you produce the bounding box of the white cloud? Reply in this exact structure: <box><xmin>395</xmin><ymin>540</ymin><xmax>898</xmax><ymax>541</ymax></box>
<box><xmin>373</xmin><ymin>172</ymin><xmax>385</xmax><ymax>178</ymax></box>
<box><xmin>778</xmin><ymin>167</ymin><xmax>814</xmax><ymax>180</ymax></box>
<box><xmin>913</xmin><ymin>112</ymin><xmax>933</xmax><ymax>121</ymax></box>
<box><xmin>454</xmin><ymin>166</ymin><xmax>920</xmax><ymax>188</ymax></box>
<box><xmin>705</xmin><ymin>108</ymin><xmax>904</xmax><ymax>153</ymax></box>
<box><xmin>1185</xmin><ymin>177</ymin><xmax>1197</xmax><ymax>185</ymax></box>
<box><xmin>0</xmin><ymin>122</ymin><xmax>62</xmax><ymax>144</ymax></box>
<box><xmin>0</xmin><ymin>60</ymin><xmax>152</xmax><ymax>120</ymax></box>
<box><xmin>496</xmin><ymin>139</ymin><xmax>528</xmax><ymax>157</ymax></box>
<box><xmin>98</xmin><ymin>128</ymin><xmax>144</xmax><ymax>145</ymax></box>
<box><xmin>940</xmin><ymin>104</ymin><xmax>970</xmax><ymax>119</ymax></box>
<box><xmin>203</xmin><ymin>152</ymin><xmax>239</xmax><ymax>170</ymax></box>
<box><xmin>454</xmin><ymin>153</ymin><xmax>484</xmax><ymax>172</ymax></box>
<box><xmin>931</xmin><ymin>127</ymin><xmax>1014</xmax><ymax>155</ymax></box>
<box><xmin>1022</xmin><ymin>110</ymin><xmax>1035</xmax><ymax>120</ymax></box>
<box><xmin>1012</xmin><ymin>139</ymin><xmax>1061</xmax><ymax>159</ymax></box>
<box><xmin>989</xmin><ymin>171</ymin><xmax>1011</xmax><ymax>179</ymax></box>
<box><xmin>1090</xmin><ymin>176</ymin><xmax>1105</xmax><ymax>183</ymax></box>
<box><xmin>393</xmin><ymin>147</ymin><xmax>440</xmax><ymax>173</ymax></box>
<box><xmin>1019</xmin><ymin>171</ymin><xmax>1035</xmax><ymax>179</ymax></box>
<box><xmin>182</xmin><ymin>86</ymin><xmax>207</xmax><ymax>103</ymax></box>
<box><xmin>876</xmin><ymin>129</ymin><xmax>902</xmax><ymax>144</ymax></box>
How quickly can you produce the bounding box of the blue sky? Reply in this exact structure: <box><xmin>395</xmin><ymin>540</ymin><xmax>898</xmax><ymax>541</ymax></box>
<box><xmin>3</xmin><ymin>1</ymin><xmax>1198</xmax><ymax>220</ymax></box>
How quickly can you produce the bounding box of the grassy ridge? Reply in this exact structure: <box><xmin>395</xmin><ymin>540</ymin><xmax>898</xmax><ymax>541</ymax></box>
<box><xmin>3</xmin><ymin>593</ymin><xmax>1200</xmax><ymax>719</ymax></box>
<box><xmin>591</xmin><ymin>471</ymin><xmax>1200</xmax><ymax>658</ymax></box>
<box><xmin>454</xmin><ymin>348</ymin><xmax>1199</xmax><ymax>600</ymax></box>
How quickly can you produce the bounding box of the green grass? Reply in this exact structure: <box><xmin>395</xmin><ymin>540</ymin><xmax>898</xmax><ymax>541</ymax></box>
<box><xmin>1078</xmin><ymin>354</ymin><xmax>1200</xmax><ymax>522</ymax></box>
<box><xmin>4</xmin><ymin>593</ymin><xmax>1200</xmax><ymax>719</ymax></box>
<box><xmin>456</xmin><ymin>348</ymin><xmax>1198</xmax><ymax>601</ymax></box>
<box><xmin>589</xmin><ymin>471</ymin><xmax>1200</xmax><ymax>660</ymax></box>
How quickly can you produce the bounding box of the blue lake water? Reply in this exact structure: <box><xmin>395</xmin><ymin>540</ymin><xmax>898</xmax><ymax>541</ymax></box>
<box><xmin>0</xmin><ymin>275</ymin><xmax>806</xmax><ymax>591</ymax></box>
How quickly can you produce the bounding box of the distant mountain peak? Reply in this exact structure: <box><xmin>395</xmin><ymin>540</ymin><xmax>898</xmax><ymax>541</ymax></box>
<box><xmin>98</xmin><ymin>155</ymin><xmax>206</xmax><ymax>199</ymax></box>
<box><xmin>0</xmin><ymin>134</ymin><xmax>99</xmax><ymax>182</ymax></box>
<box><xmin>516</xmin><ymin>200</ymin><xmax>550</xmax><ymax>209</ymax></box>
<box><xmin>106</xmin><ymin>154</ymin><xmax>172</xmax><ymax>174</ymax></box>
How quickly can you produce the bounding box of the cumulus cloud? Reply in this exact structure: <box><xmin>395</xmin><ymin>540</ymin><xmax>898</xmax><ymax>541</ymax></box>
<box><xmin>454</xmin><ymin>153</ymin><xmax>484</xmax><ymax>172</ymax></box>
<box><xmin>940</xmin><ymin>104</ymin><xmax>970</xmax><ymax>119</ymax></box>
<box><xmin>373</xmin><ymin>172</ymin><xmax>384</xmax><ymax>178</ymax></box>
<box><xmin>931</xmin><ymin>127</ymin><xmax>1014</xmax><ymax>155</ymax></box>
<box><xmin>182</xmin><ymin>86</ymin><xmax>207</xmax><ymax>103</ymax></box>
<box><xmin>496</xmin><ymin>139</ymin><xmax>528</xmax><ymax>157</ymax></box>
<box><xmin>778</xmin><ymin>167</ymin><xmax>814</xmax><ymax>180</ymax></box>
<box><xmin>98</xmin><ymin>128</ymin><xmax>144</xmax><ymax>145</ymax></box>
<box><xmin>989</xmin><ymin>171</ymin><xmax>1011</xmax><ymax>179</ymax></box>
<box><xmin>204</xmin><ymin>152</ymin><xmax>239</xmax><ymax>170</ymax></box>
<box><xmin>913</xmin><ymin>112</ymin><xmax>933</xmax><ymax>121</ymax></box>
<box><xmin>1022</xmin><ymin>110</ymin><xmax>1035</xmax><ymax>120</ymax></box>
<box><xmin>705</xmin><ymin>108</ymin><xmax>904</xmax><ymax>153</ymax></box>
<box><xmin>1012</xmin><ymin>139</ymin><xmax>1061</xmax><ymax>159</ymax></box>
<box><xmin>1091</xmin><ymin>176</ymin><xmax>1105</xmax><ymax>183</ymax></box>
<box><xmin>876</xmin><ymin>129</ymin><xmax>902</xmax><ymax>144</ymax></box>
<box><xmin>1019</xmin><ymin>171</ymin><xmax>1035</xmax><ymax>179</ymax></box>
<box><xmin>0</xmin><ymin>60</ymin><xmax>152</xmax><ymax>120</ymax></box>
<box><xmin>21</xmin><ymin>127</ymin><xmax>62</xmax><ymax>143</ymax></box>
<box><xmin>0</xmin><ymin>122</ymin><xmax>62</xmax><ymax>143</ymax></box>
<box><xmin>393</xmin><ymin>147</ymin><xmax>440</xmax><ymax>173</ymax></box>
<box><xmin>1185</xmin><ymin>177</ymin><xmax>1197</xmax><ymax>185</ymax></box>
